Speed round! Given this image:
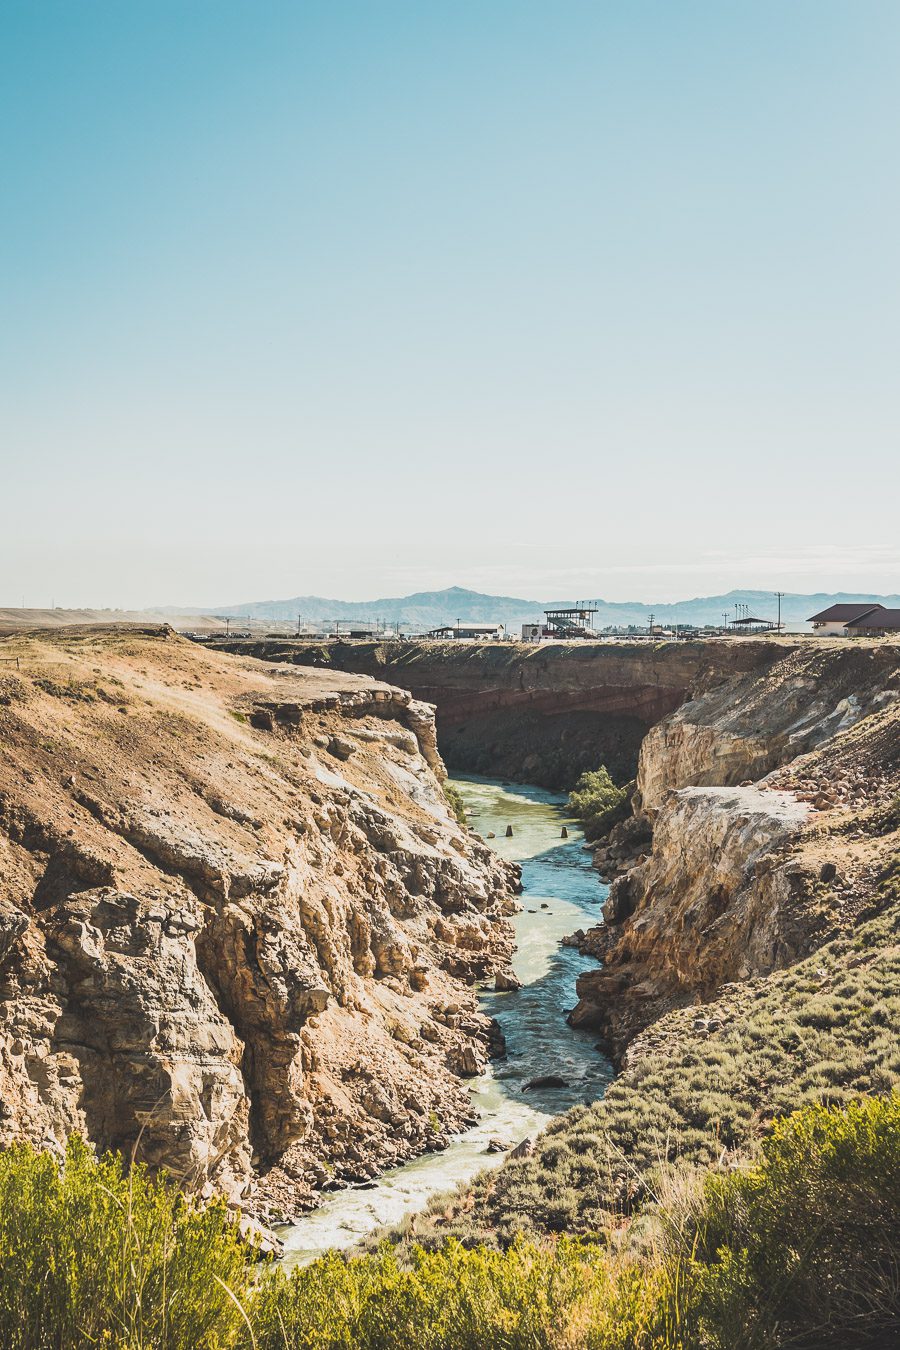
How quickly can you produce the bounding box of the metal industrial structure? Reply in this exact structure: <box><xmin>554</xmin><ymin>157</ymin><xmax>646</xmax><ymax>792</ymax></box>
<box><xmin>730</xmin><ymin>615</ymin><xmax>780</xmax><ymax>634</ymax></box>
<box><xmin>542</xmin><ymin>605</ymin><xmax>598</xmax><ymax>638</ymax></box>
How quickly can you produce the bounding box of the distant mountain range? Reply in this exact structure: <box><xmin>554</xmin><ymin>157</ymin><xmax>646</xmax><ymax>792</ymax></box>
<box><xmin>160</xmin><ymin>586</ymin><xmax>900</xmax><ymax>632</ymax></box>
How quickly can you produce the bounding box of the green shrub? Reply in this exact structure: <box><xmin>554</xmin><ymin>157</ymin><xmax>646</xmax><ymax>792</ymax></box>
<box><xmin>443</xmin><ymin>781</ymin><xmax>468</xmax><ymax>826</ymax></box>
<box><xmin>678</xmin><ymin>1093</ymin><xmax>900</xmax><ymax>1348</ymax></box>
<box><xmin>0</xmin><ymin>1136</ymin><xmax>253</xmax><ymax>1349</ymax></box>
<box><xmin>0</xmin><ymin>1097</ymin><xmax>897</xmax><ymax>1348</ymax></box>
<box><xmin>567</xmin><ymin>766</ymin><xmax>628</xmax><ymax>840</ymax></box>
<box><xmin>250</xmin><ymin>1239</ymin><xmax>666</xmax><ymax>1350</ymax></box>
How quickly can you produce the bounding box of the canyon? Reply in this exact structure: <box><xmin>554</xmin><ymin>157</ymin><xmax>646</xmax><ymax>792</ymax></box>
<box><xmin>0</xmin><ymin>627</ymin><xmax>519</xmax><ymax>1224</ymax></box>
<box><xmin>217</xmin><ymin>637</ymin><xmax>788</xmax><ymax>787</ymax></box>
<box><xmin>1</xmin><ymin>624</ymin><xmax>898</xmax><ymax>1254</ymax></box>
<box><xmin>392</xmin><ymin>637</ymin><xmax>900</xmax><ymax>1248</ymax></box>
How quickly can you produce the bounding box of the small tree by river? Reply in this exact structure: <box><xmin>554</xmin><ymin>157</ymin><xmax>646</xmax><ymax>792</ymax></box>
<box><xmin>567</xmin><ymin>765</ymin><xmax>628</xmax><ymax>840</ymax></box>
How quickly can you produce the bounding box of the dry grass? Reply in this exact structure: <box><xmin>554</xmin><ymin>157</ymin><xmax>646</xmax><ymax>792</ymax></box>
<box><xmin>404</xmin><ymin>882</ymin><xmax>900</xmax><ymax>1248</ymax></box>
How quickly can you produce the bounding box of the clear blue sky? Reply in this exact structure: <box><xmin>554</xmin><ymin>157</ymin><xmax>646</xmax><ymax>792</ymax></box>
<box><xmin>2</xmin><ymin>1</ymin><xmax>898</xmax><ymax>607</ymax></box>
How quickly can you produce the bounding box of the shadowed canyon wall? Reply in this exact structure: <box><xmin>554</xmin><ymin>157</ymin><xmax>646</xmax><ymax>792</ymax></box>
<box><xmin>217</xmin><ymin>639</ymin><xmax>793</xmax><ymax>788</ymax></box>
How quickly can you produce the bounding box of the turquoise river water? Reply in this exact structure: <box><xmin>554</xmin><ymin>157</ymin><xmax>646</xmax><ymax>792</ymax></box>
<box><xmin>280</xmin><ymin>776</ymin><xmax>612</xmax><ymax>1266</ymax></box>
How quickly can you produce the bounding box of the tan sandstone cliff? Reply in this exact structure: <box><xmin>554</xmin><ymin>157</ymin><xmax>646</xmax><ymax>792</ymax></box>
<box><xmin>0</xmin><ymin>627</ymin><xmax>519</xmax><ymax>1222</ymax></box>
<box><xmin>571</xmin><ymin>642</ymin><xmax>900</xmax><ymax>1058</ymax></box>
<box><xmin>219</xmin><ymin>636</ymin><xmax>786</xmax><ymax>787</ymax></box>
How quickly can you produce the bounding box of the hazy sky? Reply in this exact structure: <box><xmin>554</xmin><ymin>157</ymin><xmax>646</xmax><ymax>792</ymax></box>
<box><xmin>2</xmin><ymin>1</ymin><xmax>899</xmax><ymax>608</ymax></box>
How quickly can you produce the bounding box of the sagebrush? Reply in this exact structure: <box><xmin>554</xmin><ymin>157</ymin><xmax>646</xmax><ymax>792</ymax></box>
<box><xmin>0</xmin><ymin>1095</ymin><xmax>897</xmax><ymax>1347</ymax></box>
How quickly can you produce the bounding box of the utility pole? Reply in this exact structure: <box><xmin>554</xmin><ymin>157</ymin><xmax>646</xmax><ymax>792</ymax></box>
<box><xmin>648</xmin><ymin>612</ymin><xmax>655</xmax><ymax>636</ymax></box>
<box><xmin>722</xmin><ymin>611</ymin><xmax>730</xmax><ymax>633</ymax></box>
<box><xmin>775</xmin><ymin>591</ymin><xmax>785</xmax><ymax>633</ymax></box>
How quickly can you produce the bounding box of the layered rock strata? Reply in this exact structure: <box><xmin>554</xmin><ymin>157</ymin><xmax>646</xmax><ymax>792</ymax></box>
<box><xmin>216</xmin><ymin>638</ymin><xmax>790</xmax><ymax>787</ymax></box>
<box><xmin>0</xmin><ymin>627</ymin><xmax>519</xmax><ymax>1220</ymax></box>
<box><xmin>571</xmin><ymin>643</ymin><xmax>900</xmax><ymax>1058</ymax></box>
<box><xmin>636</xmin><ymin>643</ymin><xmax>900</xmax><ymax>813</ymax></box>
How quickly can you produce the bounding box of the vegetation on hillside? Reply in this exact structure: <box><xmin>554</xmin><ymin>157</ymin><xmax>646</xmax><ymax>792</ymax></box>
<box><xmin>0</xmin><ymin>1137</ymin><xmax>250</xmax><ymax>1350</ymax></box>
<box><xmin>680</xmin><ymin>1093</ymin><xmax>900</xmax><ymax>1347</ymax></box>
<box><xmin>0</xmin><ymin>1096</ymin><xmax>897</xmax><ymax>1348</ymax></box>
<box><xmin>261</xmin><ymin>1092</ymin><xmax>900</xmax><ymax>1349</ymax></box>
<box><xmin>567</xmin><ymin>765</ymin><xmax>629</xmax><ymax>840</ymax></box>
<box><xmin>443</xmin><ymin>780</ymin><xmax>468</xmax><ymax>825</ymax></box>
<box><xmin>403</xmin><ymin>886</ymin><xmax>900</xmax><ymax>1248</ymax></box>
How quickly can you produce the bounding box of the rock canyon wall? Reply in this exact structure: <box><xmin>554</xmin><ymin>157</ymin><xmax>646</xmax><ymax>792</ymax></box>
<box><xmin>219</xmin><ymin>639</ymin><xmax>789</xmax><ymax>788</ymax></box>
<box><xmin>0</xmin><ymin>627</ymin><xmax>519</xmax><ymax>1223</ymax></box>
<box><xmin>571</xmin><ymin>643</ymin><xmax>900</xmax><ymax>1058</ymax></box>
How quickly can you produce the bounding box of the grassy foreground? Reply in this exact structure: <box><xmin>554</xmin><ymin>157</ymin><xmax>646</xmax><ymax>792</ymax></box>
<box><xmin>0</xmin><ymin>1096</ymin><xmax>897</xmax><ymax>1349</ymax></box>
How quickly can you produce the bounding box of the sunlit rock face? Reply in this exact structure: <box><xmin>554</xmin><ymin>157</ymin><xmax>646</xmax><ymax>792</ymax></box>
<box><xmin>0</xmin><ymin>627</ymin><xmax>519</xmax><ymax>1221</ymax></box>
<box><xmin>570</xmin><ymin>785</ymin><xmax>813</xmax><ymax>1056</ymax></box>
<box><xmin>635</xmin><ymin>643</ymin><xmax>897</xmax><ymax>813</ymax></box>
<box><xmin>570</xmin><ymin>642</ymin><xmax>900</xmax><ymax>1059</ymax></box>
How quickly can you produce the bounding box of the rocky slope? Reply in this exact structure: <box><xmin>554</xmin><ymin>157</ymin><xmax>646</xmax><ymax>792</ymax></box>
<box><xmin>0</xmin><ymin>627</ymin><xmax>518</xmax><ymax>1222</ymax></box>
<box><xmin>635</xmin><ymin>642</ymin><xmax>899</xmax><ymax>813</ymax></box>
<box><xmin>571</xmin><ymin>642</ymin><xmax>900</xmax><ymax>1057</ymax></box>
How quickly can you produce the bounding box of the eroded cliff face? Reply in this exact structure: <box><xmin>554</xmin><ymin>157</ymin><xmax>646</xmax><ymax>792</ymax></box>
<box><xmin>0</xmin><ymin>628</ymin><xmax>518</xmax><ymax>1222</ymax></box>
<box><xmin>571</xmin><ymin>787</ymin><xmax>814</xmax><ymax>1054</ymax></box>
<box><xmin>572</xmin><ymin>643</ymin><xmax>900</xmax><ymax>1058</ymax></box>
<box><xmin>636</xmin><ymin>644</ymin><xmax>898</xmax><ymax>813</ymax></box>
<box><xmin>219</xmin><ymin>638</ymin><xmax>788</xmax><ymax>788</ymax></box>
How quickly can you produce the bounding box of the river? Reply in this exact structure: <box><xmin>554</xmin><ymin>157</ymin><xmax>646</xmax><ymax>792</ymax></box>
<box><xmin>280</xmin><ymin>776</ymin><xmax>611</xmax><ymax>1267</ymax></box>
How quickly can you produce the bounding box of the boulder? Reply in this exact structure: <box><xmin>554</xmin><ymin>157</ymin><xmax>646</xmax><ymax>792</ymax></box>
<box><xmin>327</xmin><ymin>735</ymin><xmax>356</xmax><ymax>761</ymax></box>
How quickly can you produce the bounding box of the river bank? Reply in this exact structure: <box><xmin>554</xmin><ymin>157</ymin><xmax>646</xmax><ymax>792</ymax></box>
<box><xmin>280</xmin><ymin>776</ymin><xmax>611</xmax><ymax>1266</ymax></box>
